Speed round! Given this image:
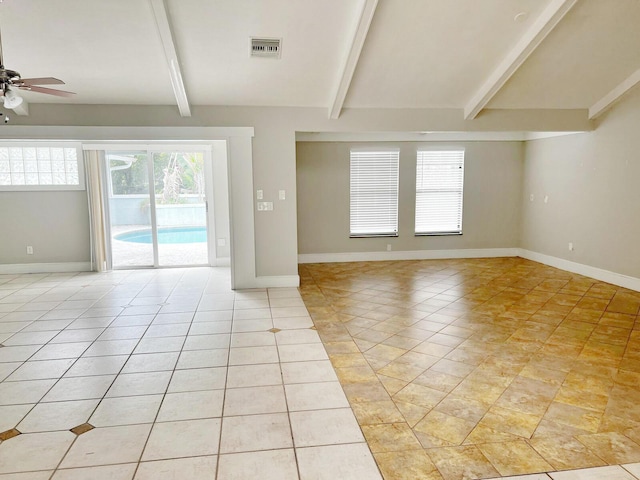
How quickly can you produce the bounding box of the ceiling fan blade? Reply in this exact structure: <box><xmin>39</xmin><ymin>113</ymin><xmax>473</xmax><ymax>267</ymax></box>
<box><xmin>18</xmin><ymin>85</ymin><xmax>75</xmax><ymax>97</ymax></box>
<box><xmin>16</xmin><ymin>77</ymin><xmax>65</xmax><ymax>86</ymax></box>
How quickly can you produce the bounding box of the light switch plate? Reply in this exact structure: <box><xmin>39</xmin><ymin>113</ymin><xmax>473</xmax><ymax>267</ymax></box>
<box><xmin>257</xmin><ymin>202</ymin><xmax>273</xmax><ymax>211</ymax></box>
<box><xmin>279</xmin><ymin>190</ymin><xmax>285</xmax><ymax>200</ymax></box>
<box><xmin>257</xmin><ymin>190</ymin><xmax>263</xmax><ymax>200</ymax></box>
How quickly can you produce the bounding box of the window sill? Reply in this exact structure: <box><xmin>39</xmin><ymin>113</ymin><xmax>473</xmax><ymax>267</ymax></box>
<box><xmin>349</xmin><ymin>233</ymin><xmax>399</xmax><ymax>238</ymax></box>
<box><xmin>415</xmin><ymin>232</ymin><xmax>462</xmax><ymax>236</ymax></box>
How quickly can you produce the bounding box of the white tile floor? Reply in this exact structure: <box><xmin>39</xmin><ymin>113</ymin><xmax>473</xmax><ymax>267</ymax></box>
<box><xmin>0</xmin><ymin>268</ymin><xmax>380</xmax><ymax>479</ymax></box>
<box><xmin>1</xmin><ymin>267</ymin><xmax>639</xmax><ymax>480</ymax></box>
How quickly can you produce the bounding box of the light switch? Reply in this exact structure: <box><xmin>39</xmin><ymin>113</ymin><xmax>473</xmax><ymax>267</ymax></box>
<box><xmin>217</xmin><ymin>238</ymin><xmax>226</xmax><ymax>247</ymax></box>
<box><xmin>279</xmin><ymin>190</ymin><xmax>286</xmax><ymax>200</ymax></box>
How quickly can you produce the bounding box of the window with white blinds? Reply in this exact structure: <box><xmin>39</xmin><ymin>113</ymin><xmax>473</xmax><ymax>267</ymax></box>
<box><xmin>350</xmin><ymin>149</ymin><xmax>399</xmax><ymax>237</ymax></box>
<box><xmin>415</xmin><ymin>149</ymin><xmax>464</xmax><ymax>235</ymax></box>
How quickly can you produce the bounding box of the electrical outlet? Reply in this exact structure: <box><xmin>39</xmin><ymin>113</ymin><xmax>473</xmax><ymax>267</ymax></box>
<box><xmin>256</xmin><ymin>189</ymin><xmax>263</xmax><ymax>200</ymax></box>
<box><xmin>386</xmin><ymin>244</ymin><xmax>392</xmax><ymax>251</ymax></box>
<box><xmin>568</xmin><ymin>242</ymin><xmax>574</xmax><ymax>251</ymax></box>
<box><xmin>279</xmin><ymin>190</ymin><xmax>286</xmax><ymax>200</ymax></box>
<box><xmin>26</xmin><ymin>246</ymin><xmax>34</xmax><ymax>255</ymax></box>
<box><xmin>217</xmin><ymin>238</ymin><xmax>226</xmax><ymax>247</ymax></box>
<box><xmin>529</xmin><ymin>194</ymin><xmax>534</xmax><ymax>202</ymax></box>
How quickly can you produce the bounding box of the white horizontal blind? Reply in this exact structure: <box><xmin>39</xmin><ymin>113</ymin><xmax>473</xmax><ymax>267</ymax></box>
<box><xmin>415</xmin><ymin>150</ymin><xmax>464</xmax><ymax>234</ymax></box>
<box><xmin>350</xmin><ymin>149</ymin><xmax>399</xmax><ymax>236</ymax></box>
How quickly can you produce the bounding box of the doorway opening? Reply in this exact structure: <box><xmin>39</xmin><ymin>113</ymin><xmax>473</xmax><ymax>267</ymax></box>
<box><xmin>101</xmin><ymin>143</ymin><xmax>230</xmax><ymax>269</ymax></box>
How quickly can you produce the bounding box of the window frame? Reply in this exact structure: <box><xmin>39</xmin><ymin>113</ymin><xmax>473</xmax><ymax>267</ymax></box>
<box><xmin>414</xmin><ymin>148</ymin><xmax>465</xmax><ymax>236</ymax></box>
<box><xmin>349</xmin><ymin>148</ymin><xmax>400</xmax><ymax>238</ymax></box>
<box><xmin>0</xmin><ymin>141</ymin><xmax>85</xmax><ymax>191</ymax></box>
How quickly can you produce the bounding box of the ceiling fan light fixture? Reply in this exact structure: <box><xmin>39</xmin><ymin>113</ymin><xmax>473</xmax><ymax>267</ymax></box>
<box><xmin>3</xmin><ymin>89</ymin><xmax>23</xmax><ymax>109</ymax></box>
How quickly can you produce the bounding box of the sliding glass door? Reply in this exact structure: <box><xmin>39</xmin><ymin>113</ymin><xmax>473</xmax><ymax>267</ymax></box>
<box><xmin>152</xmin><ymin>151</ymin><xmax>208</xmax><ymax>266</ymax></box>
<box><xmin>106</xmin><ymin>149</ymin><xmax>210</xmax><ymax>268</ymax></box>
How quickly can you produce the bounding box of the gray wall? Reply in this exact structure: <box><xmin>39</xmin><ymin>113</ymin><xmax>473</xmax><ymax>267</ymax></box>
<box><xmin>1</xmin><ymin>104</ymin><xmax>591</xmax><ymax>276</ymax></box>
<box><xmin>297</xmin><ymin>141</ymin><xmax>524</xmax><ymax>254</ymax></box>
<box><xmin>0</xmin><ymin>191</ymin><xmax>90</xmax><ymax>264</ymax></box>
<box><xmin>521</xmin><ymin>87</ymin><xmax>640</xmax><ymax>278</ymax></box>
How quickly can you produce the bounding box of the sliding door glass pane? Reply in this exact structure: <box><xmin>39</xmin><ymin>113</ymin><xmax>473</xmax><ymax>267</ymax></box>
<box><xmin>107</xmin><ymin>151</ymin><xmax>154</xmax><ymax>267</ymax></box>
<box><xmin>152</xmin><ymin>152</ymin><xmax>208</xmax><ymax>266</ymax></box>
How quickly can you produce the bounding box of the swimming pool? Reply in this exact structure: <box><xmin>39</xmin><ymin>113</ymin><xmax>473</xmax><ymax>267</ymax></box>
<box><xmin>115</xmin><ymin>226</ymin><xmax>207</xmax><ymax>244</ymax></box>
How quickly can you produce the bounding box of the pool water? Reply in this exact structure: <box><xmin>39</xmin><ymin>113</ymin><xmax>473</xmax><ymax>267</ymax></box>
<box><xmin>115</xmin><ymin>227</ymin><xmax>207</xmax><ymax>244</ymax></box>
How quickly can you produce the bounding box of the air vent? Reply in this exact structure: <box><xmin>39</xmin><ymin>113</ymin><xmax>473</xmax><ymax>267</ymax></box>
<box><xmin>250</xmin><ymin>38</ymin><xmax>281</xmax><ymax>59</ymax></box>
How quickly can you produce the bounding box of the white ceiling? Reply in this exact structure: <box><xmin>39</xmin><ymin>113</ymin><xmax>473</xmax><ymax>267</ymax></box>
<box><xmin>1</xmin><ymin>0</ymin><xmax>639</xmax><ymax>118</ymax></box>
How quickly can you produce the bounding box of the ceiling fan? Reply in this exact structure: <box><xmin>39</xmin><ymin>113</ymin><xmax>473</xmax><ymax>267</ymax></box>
<box><xmin>0</xmin><ymin>23</ymin><xmax>75</xmax><ymax>114</ymax></box>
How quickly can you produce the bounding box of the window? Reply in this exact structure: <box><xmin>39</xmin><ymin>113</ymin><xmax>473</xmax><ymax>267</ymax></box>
<box><xmin>415</xmin><ymin>149</ymin><xmax>464</xmax><ymax>235</ymax></box>
<box><xmin>0</xmin><ymin>143</ymin><xmax>84</xmax><ymax>190</ymax></box>
<box><xmin>350</xmin><ymin>149</ymin><xmax>399</xmax><ymax>237</ymax></box>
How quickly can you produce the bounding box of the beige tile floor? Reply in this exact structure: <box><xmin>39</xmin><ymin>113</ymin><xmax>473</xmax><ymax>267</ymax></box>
<box><xmin>299</xmin><ymin>258</ymin><xmax>640</xmax><ymax>480</ymax></box>
<box><xmin>1</xmin><ymin>259</ymin><xmax>640</xmax><ymax>479</ymax></box>
<box><xmin>0</xmin><ymin>267</ymin><xmax>380</xmax><ymax>479</ymax></box>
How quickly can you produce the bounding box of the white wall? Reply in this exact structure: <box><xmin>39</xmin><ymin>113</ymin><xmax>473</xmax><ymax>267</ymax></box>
<box><xmin>521</xmin><ymin>86</ymin><xmax>640</xmax><ymax>279</ymax></box>
<box><xmin>211</xmin><ymin>140</ymin><xmax>231</xmax><ymax>260</ymax></box>
<box><xmin>297</xmin><ymin>141</ymin><xmax>523</xmax><ymax>255</ymax></box>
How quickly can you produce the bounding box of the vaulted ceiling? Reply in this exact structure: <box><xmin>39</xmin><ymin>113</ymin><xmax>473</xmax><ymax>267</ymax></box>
<box><xmin>2</xmin><ymin>0</ymin><xmax>639</xmax><ymax>120</ymax></box>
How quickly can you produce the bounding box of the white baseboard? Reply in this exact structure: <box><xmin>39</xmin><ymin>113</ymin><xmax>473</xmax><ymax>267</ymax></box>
<box><xmin>214</xmin><ymin>257</ymin><xmax>231</xmax><ymax>267</ymax></box>
<box><xmin>0</xmin><ymin>262</ymin><xmax>92</xmax><ymax>275</ymax></box>
<box><xmin>254</xmin><ymin>275</ymin><xmax>300</xmax><ymax>288</ymax></box>
<box><xmin>298</xmin><ymin>248</ymin><xmax>520</xmax><ymax>264</ymax></box>
<box><xmin>518</xmin><ymin>249</ymin><xmax>640</xmax><ymax>292</ymax></box>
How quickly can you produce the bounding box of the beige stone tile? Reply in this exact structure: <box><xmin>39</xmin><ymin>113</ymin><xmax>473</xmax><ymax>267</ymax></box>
<box><xmin>414</xmin><ymin>410</ymin><xmax>476</xmax><ymax>445</ymax></box>
<box><xmin>529</xmin><ymin>435</ymin><xmax>605</xmax><ymax>471</ymax></box>
<box><xmin>393</xmin><ymin>383</ymin><xmax>446</xmax><ymax>409</ymax></box>
<box><xmin>464</xmin><ymin>424</ymin><xmax>521</xmax><ymax>444</ymax></box>
<box><xmin>549</xmin><ymin>465</ymin><xmax>636</xmax><ymax>480</ymax></box>
<box><xmin>374</xmin><ymin>450</ymin><xmax>443</xmax><ymax>480</ymax></box>
<box><xmin>478</xmin><ymin>440</ymin><xmax>553</xmax><ymax>476</ymax></box>
<box><xmin>427</xmin><ymin>445</ymin><xmax>500</xmax><ymax>480</ymax></box>
<box><xmin>300</xmin><ymin>260</ymin><xmax>640</xmax><ymax>478</ymax></box>
<box><xmin>361</xmin><ymin>422</ymin><xmax>422</xmax><ymax>453</ymax></box>
<box><xmin>576</xmin><ymin>432</ymin><xmax>640</xmax><ymax>464</ymax></box>
<box><xmin>533</xmin><ymin>419</ymin><xmax>594</xmax><ymax>439</ymax></box>
<box><xmin>395</xmin><ymin>400</ymin><xmax>430</xmax><ymax>428</ymax></box>
<box><xmin>342</xmin><ymin>381</ymin><xmax>391</xmax><ymax>403</ymax></box>
<box><xmin>352</xmin><ymin>400</ymin><xmax>405</xmax><ymax>425</ymax></box>
<box><xmin>376</xmin><ymin>361</ymin><xmax>425</xmax><ymax>382</ymax></box>
<box><xmin>543</xmin><ymin>402</ymin><xmax>601</xmax><ymax>433</ymax></box>
<box><xmin>430</xmin><ymin>358</ymin><xmax>476</xmax><ymax>378</ymax></box>
<box><xmin>335</xmin><ymin>365</ymin><xmax>378</xmax><ymax>384</ymax></box>
<box><xmin>434</xmin><ymin>394</ymin><xmax>491</xmax><ymax>424</ymax></box>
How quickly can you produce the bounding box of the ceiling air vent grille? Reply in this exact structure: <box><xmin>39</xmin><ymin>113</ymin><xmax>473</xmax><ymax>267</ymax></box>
<box><xmin>250</xmin><ymin>38</ymin><xmax>281</xmax><ymax>58</ymax></box>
